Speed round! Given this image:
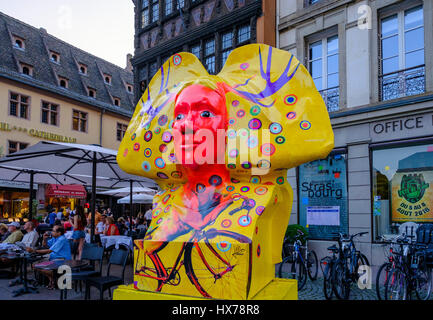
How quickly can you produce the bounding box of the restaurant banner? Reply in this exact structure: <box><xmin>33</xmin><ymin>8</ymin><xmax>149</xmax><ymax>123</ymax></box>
<box><xmin>299</xmin><ymin>153</ymin><xmax>348</xmax><ymax>239</ymax></box>
<box><xmin>391</xmin><ymin>171</ymin><xmax>433</xmax><ymax>222</ymax></box>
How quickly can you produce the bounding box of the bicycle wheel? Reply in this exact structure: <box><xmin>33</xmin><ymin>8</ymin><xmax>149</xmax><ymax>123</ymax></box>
<box><xmin>184</xmin><ymin>229</ymin><xmax>250</xmax><ymax>299</ymax></box>
<box><xmin>414</xmin><ymin>265</ymin><xmax>432</xmax><ymax>300</ymax></box>
<box><xmin>322</xmin><ymin>260</ymin><xmax>334</xmax><ymax>300</ymax></box>
<box><xmin>376</xmin><ymin>262</ymin><xmax>392</xmax><ymax>301</ymax></box>
<box><xmin>278</xmin><ymin>254</ymin><xmax>307</xmax><ymax>290</ymax></box>
<box><xmin>291</xmin><ymin>258</ymin><xmax>307</xmax><ymax>290</ymax></box>
<box><xmin>333</xmin><ymin>260</ymin><xmax>350</xmax><ymax>300</ymax></box>
<box><xmin>307</xmin><ymin>250</ymin><xmax>318</xmax><ymax>281</ymax></box>
<box><xmin>384</xmin><ymin>268</ymin><xmax>407</xmax><ymax>300</ymax></box>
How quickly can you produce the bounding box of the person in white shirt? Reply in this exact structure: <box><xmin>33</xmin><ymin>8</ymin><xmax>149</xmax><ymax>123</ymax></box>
<box><xmin>95</xmin><ymin>214</ymin><xmax>107</xmax><ymax>235</ymax></box>
<box><xmin>144</xmin><ymin>209</ymin><xmax>152</xmax><ymax>226</ymax></box>
<box><xmin>20</xmin><ymin>221</ymin><xmax>39</xmax><ymax>249</ymax></box>
<box><xmin>56</xmin><ymin>208</ymin><xmax>64</xmax><ymax>221</ymax></box>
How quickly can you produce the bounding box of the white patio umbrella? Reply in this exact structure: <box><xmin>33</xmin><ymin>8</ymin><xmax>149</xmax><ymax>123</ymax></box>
<box><xmin>98</xmin><ymin>186</ymin><xmax>157</xmax><ymax>197</ymax></box>
<box><xmin>0</xmin><ymin>141</ymin><xmax>157</xmax><ymax>241</ymax></box>
<box><xmin>117</xmin><ymin>193</ymin><xmax>154</xmax><ymax>204</ymax></box>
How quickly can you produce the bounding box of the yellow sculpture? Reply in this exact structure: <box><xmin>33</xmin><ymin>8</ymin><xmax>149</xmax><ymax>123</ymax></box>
<box><xmin>116</xmin><ymin>44</ymin><xmax>334</xmax><ymax>299</ymax></box>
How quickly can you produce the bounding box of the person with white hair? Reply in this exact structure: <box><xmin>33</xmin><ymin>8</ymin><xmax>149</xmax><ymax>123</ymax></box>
<box><xmin>2</xmin><ymin>222</ymin><xmax>23</xmax><ymax>244</ymax></box>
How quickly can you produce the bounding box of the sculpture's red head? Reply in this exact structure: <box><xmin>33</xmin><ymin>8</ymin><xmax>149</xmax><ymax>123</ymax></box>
<box><xmin>173</xmin><ymin>84</ymin><xmax>227</xmax><ymax>170</ymax></box>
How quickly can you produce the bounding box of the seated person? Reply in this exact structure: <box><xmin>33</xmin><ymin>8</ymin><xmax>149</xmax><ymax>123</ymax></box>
<box><xmin>26</xmin><ymin>225</ymin><xmax>71</xmax><ymax>289</ymax></box>
<box><xmin>104</xmin><ymin>216</ymin><xmax>120</xmax><ymax>236</ymax></box>
<box><xmin>2</xmin><ymin>222</ymin><xmax>23</xmax><ymax>244</ymax></box>
<box><xmin>95</xmin><ymin>214</ymin><xmax>107</xmax><ymax>235</ymax></box>
<box><xmin>135</xmin><ymin>218</ymin><xmax>147</xmax><ymax>233</ymax></box>
<box><xmin>0</xmin><ymin>224</ymin><xmax>10</xmax><ymax>242</ymax></box>
<box><xmin>18</xmin><ymin>221</ymin><xmax>39</xmax><ymax>249</ymax></box>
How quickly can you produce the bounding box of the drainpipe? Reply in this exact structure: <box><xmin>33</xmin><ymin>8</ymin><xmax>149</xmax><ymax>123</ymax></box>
<box><xmin>276</xmin><ymin>0</ymin><xmax>280</xmax><ymax>48</ymax></box>
<box><xmin>99</xmin><ymin>109</ymin><xmax>105</xmax><ymax>146</ymax></box>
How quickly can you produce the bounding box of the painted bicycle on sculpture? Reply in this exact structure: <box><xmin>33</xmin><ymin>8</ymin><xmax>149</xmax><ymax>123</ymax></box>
<box><xmin>134</xmin><ymin>227</ymin><xmax>250</xmax><ymax>298</ymax></box>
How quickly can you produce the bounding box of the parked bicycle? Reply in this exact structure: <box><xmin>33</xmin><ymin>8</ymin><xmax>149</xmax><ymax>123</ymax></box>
<box><xmin>320</xmin><ymin>243</ymin><xmax>340</xmax><ymax>300</ymax></box>
<box><xmin>331</xmin><ymin>232</ymin><xmax>370</xmax><ymax>300</ymax></box>
<box><xmin>375</xmin><ymin>233</ymin><xmax>411</xmax><ymax>300</ymax></box>
<box><xmin>384</xmin><ymin>241</ymin><xmax>432</xmax><ymax>300</ymax></box>
<box><xmin>278</xmin><ymin>231</ymin><xmax>318</xmax><ymax>290</ymax></box>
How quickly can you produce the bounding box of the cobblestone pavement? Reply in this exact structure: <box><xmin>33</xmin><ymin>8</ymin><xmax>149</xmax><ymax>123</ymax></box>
<box><xmin>298</xmin><ymin>277</ymin><xmax>378</xmax><ymax>300</ymax></box>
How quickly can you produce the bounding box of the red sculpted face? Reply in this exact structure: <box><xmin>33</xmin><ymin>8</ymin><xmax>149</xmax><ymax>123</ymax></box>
<box><xmin>173</xmin><ymin>84</ymin><xmax>227</xmax><ymax>169</ymax></box>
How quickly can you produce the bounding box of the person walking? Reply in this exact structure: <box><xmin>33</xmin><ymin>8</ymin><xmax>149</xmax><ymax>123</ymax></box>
<box><xmin>72</xmin><ymin>206</ymin><xmax>87</xmax><ymax>260</ymax></box>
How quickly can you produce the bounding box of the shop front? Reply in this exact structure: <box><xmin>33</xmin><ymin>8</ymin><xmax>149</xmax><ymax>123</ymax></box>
<box><xmin>0</xmin><ymin>180</ymin><xmax>38</xmax><ymax>222</ymax></box>
<box><xmin>42</xmin><ymin>184</ymin><xmax>87</xmax><ymax>214</ymax></box>
<box><xmin>288</xmin><ymin>102</ymin><xmax>433</xmax><ymax>272</ymax></box>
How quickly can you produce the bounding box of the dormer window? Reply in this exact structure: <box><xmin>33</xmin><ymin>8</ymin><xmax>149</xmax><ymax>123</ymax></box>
<box><xmin>19</xmin><ymin>62</ymin><xmax>33</xmax><ymax>76</ymax></box>
<box><xmin>104</xmin><ymin>74</ymin><xmax>112</xmax><ymax>85</ymax></box>
<box><xmin>78</xmin><ymin>63</ymin><xmax>87</xmax><ymax>75</ymax></box>
<box><xmin>58</xmin><ymin>76</ymin><xmax>68</xmax><ymax>88</ymax></box>
<box><xmin>12</xmin><ymin>36</ymin><xmax>25</xmax><ymax>50</ymax></box>
<box><xmin>50</xmin><ymin>51</ymin><xmax>60</xmax><ymax>63</ymax></box>
<box><xmin>87</xmin><ymin>87</ymin><xmax>96</xmax><ymax>98</ymax></box>
<box><xmin>113</xmin><ymin>97</ymin><xmax>120</xmax><ymax>106</ymax></box>
<box><xmin>126</xmin><ymin>83</ymin><xmax>133</xmax><ymax>93</ymax></box>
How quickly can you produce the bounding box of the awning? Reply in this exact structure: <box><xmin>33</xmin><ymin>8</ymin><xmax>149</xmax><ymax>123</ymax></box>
<box><xmin>45</xmin><ymin>184</ymin><xmax>87</xmax><ymax>199</ymax></box>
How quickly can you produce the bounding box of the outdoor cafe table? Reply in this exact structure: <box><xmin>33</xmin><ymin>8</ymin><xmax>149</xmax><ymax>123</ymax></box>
<box><xmin>0</xmin><ymin>250</ymin><xmax>45</xmax><ymax>297</ymax></box>
<box><xmin>100</xmin><ymin>235</ymin><xmax>133</xmax><ymax>250</ymax></box>
<box><xmin>64</xmin><ymin>232</ymin><xmax>133</xmax><ymax>250</ymax></box>
<box><xmin>33</xmin><ymin>259</ymin><xmax>89</xmax><ymax>272</ymax></box>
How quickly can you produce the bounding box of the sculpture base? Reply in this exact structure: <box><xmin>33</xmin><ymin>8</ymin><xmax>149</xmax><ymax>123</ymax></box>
<box><xmin>113</xmin><ymin>278</ymin><xmax>297</xmax><ymax>300</ymax></box>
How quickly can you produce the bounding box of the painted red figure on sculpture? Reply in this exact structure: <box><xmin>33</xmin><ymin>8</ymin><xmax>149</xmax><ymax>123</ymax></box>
<box><xmin>143</xmin><ymin>84</ymin><xmax>236</xmax><ymax>255</ymax></box>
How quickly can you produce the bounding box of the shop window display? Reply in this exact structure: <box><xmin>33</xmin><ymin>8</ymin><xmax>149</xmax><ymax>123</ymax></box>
<box><xmin>372</xmin><ymin>142</ymin><xmax>433</xmax><ymax>240</ymax></box>
<box><xmin>298</xmin><ymin>152</ymin><xmax>348</xmax><ymax>240</ymax></box>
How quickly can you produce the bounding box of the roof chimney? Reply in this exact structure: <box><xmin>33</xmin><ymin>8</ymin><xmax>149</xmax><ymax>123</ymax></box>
<box><xmin>126</xmin><ymin>53</ymin><xmax>133</xmax><ymax>72</ymax></box>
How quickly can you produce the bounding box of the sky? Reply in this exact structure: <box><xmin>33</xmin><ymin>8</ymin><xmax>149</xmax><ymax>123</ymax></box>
<box><xmin>0</xmin><ymin>0</ymin><xmax>135</xmax><ymax>68</ymax></box>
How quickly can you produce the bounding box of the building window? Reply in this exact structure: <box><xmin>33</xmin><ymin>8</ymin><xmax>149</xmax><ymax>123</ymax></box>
<box><xmin>78</xmin><ymin>63</ymin><xmax>87</xmax><ymax>75</ymax></box>
<box><xmin>9</xmin><ymin>92</ymin><xmax>30</xmax><ymax>119</ymax></box>
<box><xmin>72</xmin><ymin>110</ymin><xmax>87</xmax><ymax>132</ymax></box>
<box><xmin>379</xmin><ymin>5</ymin><xmax>425</xmax><ymax>101</ymax></box>
<box><xmin>141</xmin><ymin>0</ymin><xmax>150</xmax><ymax>27</ymax></box>
<box><xmin>304</xmin><ymin>0</ymin><xmax>322</xmax><ymax>6</ymax></box>
<box><xmin>104</xmin><ymin>74</ymin><xmax>112</xmax><ymax>85</ymax></box>
<box><xmin>126</xmin><ymin>83</ymin><xmax>133</xmax><ymax>93</ymax></box>
<box><xmin>87</xmin><ymin>87</ymin><xmax>96</xmax><ymax>98</ymax></box>
<box><xmin>221</xmin><ymin>31</ymin><xmax>234</xmax><ymax>66</ymax></box>
<box><xmin>151</xmin><ymin>0</ymin><xmax>159</xmax><ymax>23</ymax></box>
<box><xmin>165</xmin><ymin>0</ymin><xmax>173</xmax><ymax>16</ymax></box>
<box><xmin>176</xmin><ymin>0</ymin><xmax>185</xmax><ymax>9</ymax></box>
<box><xmin>372</xmin><ymin>141</ymin><xmax>433</xmax><ymax>240</ymax></box>
<box><xmin>113</xmin><ymin>97</ymin><xmax>121</xmax><ymax>106</ymax></box>
<box><xmin>58</xmin><ymin>76</ymin><xmax>68</xmax><ymax>89</ymax></box>
<box><xmin>8</xmin><ymin>141</ymin><xmax>28</xmax><ymax>154</ymax></box>
<box><xmin>117</xmin><ymin>123</ymin><xmax>128</xmax><ymax>141</ymax></box>
<box><xmin>190</xmin><ymin>43</ymin><xmax>201</xmax><ymax>59</ymax></box>
<box><xmin>41</xmin><ymin>101</ymin><xmax>59</xmax><ymax>126</ymax></box>
<box><xmin>50</xmin><ymin>51</ymin><xmax>60</xmax><ymax>63</ymax></box>
<box><xmin>204</xmin><ymin>38</ymin><xmax>215</xmax><ymax>74</ymax></box>
<box><xmin>298</xmin><ymin>151</ymin><xmax>348</xmax><ymax>240</ymax></box>
<box><xmin>308</xmin><ymin>34</ymin><xmax>339</xmax><ymax>112</ymax></box>
<box><xmin>19</xmin><ymin>63</ymin><xmax>33</xmax><ymax>77</ymax></box>
<box><xmin>12</xmin><ymin>36</ymin><xmax>25</xmax><ymax>50</ymax></box>
<box><xmin>149</xmin><ymin>62</ymin><xmax>158</xmax><ymax>78</ymax></box>
<box><xmin>140</xmin><ymin>80</ymin><xmax>147</xmax><ymax>96</ymax></box>
<box><xmin>237</xmin><ymin>24</ymin><xmax>251</xmax><ymax>44</ymax></box>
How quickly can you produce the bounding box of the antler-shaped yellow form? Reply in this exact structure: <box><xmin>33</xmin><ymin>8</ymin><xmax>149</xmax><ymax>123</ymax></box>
<box><xmin>117</xmin><ymin>44</ymin><xmax>334</xmax><ymax>183</ymax></box>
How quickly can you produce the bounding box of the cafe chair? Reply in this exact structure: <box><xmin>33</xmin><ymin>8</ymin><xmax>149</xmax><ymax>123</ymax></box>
<box><xmin>60</xmin><ymin>246</ymin><xmax>104</xmax><ymax>300</ymax></box>
<box><xmin>84</xmin><ymin>249</ymin><xmax>129</xmax><ymax>300</ymax></box>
